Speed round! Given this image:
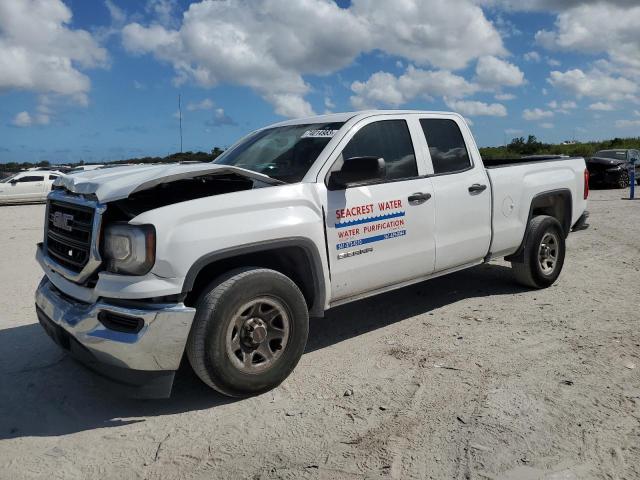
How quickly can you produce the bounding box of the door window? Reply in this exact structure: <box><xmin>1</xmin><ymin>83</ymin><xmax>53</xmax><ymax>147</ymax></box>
<box><xmin>49</xmin><ymin>175</ymin><xmax>59</xmax><ymax>180</ymax></box>
<box><xmin>419</xmin><ymin>119</ymin><xmax>471</xmax><ymax>175</ymax></box>
<box><xmin>16</xmin><ymin>175</ymin><xmax>44</xmax><ymax>182</ymax></box>
<box><xmin>340</xmin><ymin>120</ymin><xmax>417</xmax><ymax>181</ymax></box>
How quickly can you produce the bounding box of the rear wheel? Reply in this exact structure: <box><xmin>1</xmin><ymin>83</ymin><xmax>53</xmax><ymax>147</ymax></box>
<box><xmin>186</xmin><ymin>267</ymin><xmax>309</xmax><ymax>397</ymax></box>
<box><xmin>511</xmin><ymin>215</ymin><xmax>565</xmax><ymax>289</ymax></box>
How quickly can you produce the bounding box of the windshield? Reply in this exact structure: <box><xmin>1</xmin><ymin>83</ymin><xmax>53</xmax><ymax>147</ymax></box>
<box><xmin>214</xmin><ymin>122</ymin><xmax>344</xmax><ymax>183</ymax></box>
<box><xmin>0</xmin><ymin>173</ymin><xmax>18</xmax><ymax>183</ymax></box>
<box><xmin>595</xmin><ymin>150</ymin><xmax>627</xmax><ymax>160</ymax></box>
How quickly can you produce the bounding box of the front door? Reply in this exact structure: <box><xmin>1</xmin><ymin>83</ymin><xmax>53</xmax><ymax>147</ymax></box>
<box><xmin>322</xmin><ymin>118</ymin><xmax>436</xmax><ymax>302</ymax></box>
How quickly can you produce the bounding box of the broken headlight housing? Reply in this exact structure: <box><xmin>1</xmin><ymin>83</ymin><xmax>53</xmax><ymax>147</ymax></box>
<box><xmin>103</xmin><ymin>224</ymin><xmax>156</xmax><ymax>275</ymax></box>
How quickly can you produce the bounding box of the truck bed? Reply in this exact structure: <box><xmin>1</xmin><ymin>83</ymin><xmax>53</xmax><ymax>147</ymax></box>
<box><xmin>484</xmin><ymin>156</ymin><xmax>587</xmax><ymax>258</ymax></box>
<box><xmin>483</xmin><ymin>156</ymin><xmax>580</xmax><ymax>168</ymax></box>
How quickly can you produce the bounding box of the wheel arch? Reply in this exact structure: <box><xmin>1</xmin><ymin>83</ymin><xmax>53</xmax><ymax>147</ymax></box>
<box><xmin>182</xmin><ymin>237</ymin><xmax>326</xmax><ymax>318</ymax></box>
<box><xmin>505</xmin><ymin>188</ymin><xmax>572</xmax><ymax>263</ymax></box>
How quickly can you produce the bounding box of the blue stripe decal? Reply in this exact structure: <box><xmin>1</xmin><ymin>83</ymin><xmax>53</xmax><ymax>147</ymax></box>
<box><xmin>335</xmin><ymin>211</ymin><xmax>405</xmax><ymax>228</ymax></box>
<box><xmin>336</xmin><ymin>230</ymin><xmax>406</xmax><ymax>250</ymax></box>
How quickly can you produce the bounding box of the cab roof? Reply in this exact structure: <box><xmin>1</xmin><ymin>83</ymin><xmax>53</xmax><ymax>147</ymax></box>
<box><xmin>268</xmin><ymin>110</ymin><xmax>460</xmax><ymax>127</ymax></box>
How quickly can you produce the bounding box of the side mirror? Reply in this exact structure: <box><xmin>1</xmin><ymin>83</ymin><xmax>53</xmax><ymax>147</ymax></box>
<box><xmin>327</xmin><ymin>156</ymin><xmax>385</xmax><ymax>190</ymax></box>
<box><xmin>10</xmin><ymin>180</ymin><xmax>17</xmax><ymax>185</ymax></box>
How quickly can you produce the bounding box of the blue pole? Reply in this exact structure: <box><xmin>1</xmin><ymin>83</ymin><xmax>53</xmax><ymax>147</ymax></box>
<box><xmin>630</xmin><ymin>167</ymin><xmax>635</xmax><ymax>200</ymax></box>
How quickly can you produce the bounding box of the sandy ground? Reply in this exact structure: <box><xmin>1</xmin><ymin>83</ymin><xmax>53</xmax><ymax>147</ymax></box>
<box><xmin>0</xmin><ymin>188</ymin><xmax>638</xmax><ymax>480</ymax></box>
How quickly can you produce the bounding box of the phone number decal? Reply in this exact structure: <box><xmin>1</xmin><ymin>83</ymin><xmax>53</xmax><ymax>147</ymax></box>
<box><xmin>336</xmin><ymin>230</ymin><xmax>406</xmax><ymax>250</ymax></box>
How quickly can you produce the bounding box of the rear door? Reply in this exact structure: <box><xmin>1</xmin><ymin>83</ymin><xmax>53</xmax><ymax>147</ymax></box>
<box><xmin>319</xmin><ymin>116</ymin><xmax>436</xmax><ymax>302</ymax></box>
<box><xmin>417</xmin><ymin>117</ymin><xmax>491</xmax><ymax>272</ymax></box>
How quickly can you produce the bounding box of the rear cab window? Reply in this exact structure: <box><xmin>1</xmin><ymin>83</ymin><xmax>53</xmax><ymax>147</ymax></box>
<box><xmin>419</xmin><ymin>119</ymin><xmax>471</xmax><ymax>175</ymax></box>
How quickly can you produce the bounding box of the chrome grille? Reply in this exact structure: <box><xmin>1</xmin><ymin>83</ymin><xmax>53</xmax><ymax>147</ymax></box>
<box><xmin>46</xmin><ymin>200</ymin><xmax>96</xmax><ymax>273</ymax></box>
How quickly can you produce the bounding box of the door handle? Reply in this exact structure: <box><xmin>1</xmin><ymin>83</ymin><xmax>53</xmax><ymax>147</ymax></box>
<box><xmin>408</xmin><ymin>192</ymin><xmax>431</xmax><ymax>205</ymax></box>
<box><xmin>468</xmin><ymin>183</ymin><xmax>487</xmax><ymax>194</ymax></box>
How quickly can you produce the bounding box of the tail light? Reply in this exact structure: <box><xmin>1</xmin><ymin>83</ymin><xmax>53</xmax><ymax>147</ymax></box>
<box><xmin>584</xmin><ymin>168</ymin><xmax>589</xmax><ymax>199</ymax></box>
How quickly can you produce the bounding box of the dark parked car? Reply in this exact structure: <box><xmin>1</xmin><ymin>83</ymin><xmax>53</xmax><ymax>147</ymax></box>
<box><xmin>587</xmin><ymin>149</ymin><xmax>640</xmax><ymax>188</ymax></box>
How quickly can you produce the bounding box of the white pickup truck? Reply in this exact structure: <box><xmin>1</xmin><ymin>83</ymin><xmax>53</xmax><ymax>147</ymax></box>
<box><xmin>35</xmin><ymin>110</ymin><xmax>589</xmax><ymax>398</ymax></box>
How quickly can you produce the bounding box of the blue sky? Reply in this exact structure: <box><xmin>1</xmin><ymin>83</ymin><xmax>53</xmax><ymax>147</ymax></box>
<box><xmin>1</xmin><ymin>0</ymin><xmax>639</xmax><ymax>164</ymax></box>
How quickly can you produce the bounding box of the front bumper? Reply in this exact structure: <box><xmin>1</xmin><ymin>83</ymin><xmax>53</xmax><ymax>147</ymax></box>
<box><xmin>35</xmin><ymin>277</ymin><xmax>196</xmax><ymax>398</ymax></box>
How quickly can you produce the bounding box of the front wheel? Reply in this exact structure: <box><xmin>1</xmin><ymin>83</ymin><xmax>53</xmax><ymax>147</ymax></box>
<box><xmin>511</xmin><ymin>215</ymin><xmax>566</xmax><ymax>289</ymax></box>
<box><xmin>617</xmin><ymin>170</ymin><xmax>630</xmax><ymax>189</ymax></box>
<box><xmin>186</xmin><ymin>267</ymin><xmax>309</xmax><ymax>397</ymax></box>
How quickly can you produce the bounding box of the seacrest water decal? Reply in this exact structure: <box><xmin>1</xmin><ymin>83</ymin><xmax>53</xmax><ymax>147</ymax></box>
<box><xmin>337</xmin><ymin>230</ymin><xmax>406</xmax><ymax>250</ymax></box>
<box><xmin>334</xmin><ymin>199</ymin><xmax>406</xmax><ymax>252</ymax></box>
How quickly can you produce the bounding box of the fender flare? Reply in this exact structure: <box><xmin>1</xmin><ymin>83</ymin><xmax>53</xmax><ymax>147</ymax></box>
<box><xmin>182</xmin><ymin>237</ymin><xmax>327</xmax><ymax>317</ymax></box>
<box><xmin>505</xmin><ymin>188</ymin><xmax>572</xmax><ymax>263</ymax></box>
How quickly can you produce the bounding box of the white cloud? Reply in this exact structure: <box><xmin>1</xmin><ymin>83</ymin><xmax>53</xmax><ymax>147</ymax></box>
<box><xmin>10</xmin><ymin>109</ymin><xmax>49</xmax><ymax>127</ymax></box>
<box><xmin>495</xmin><ymin>93</ymin><xmax>516</xmax><ymax>100</ymax></box>
<box><xmin>540</xmin><ymin>122</ymin><xmax>554</xmax><ymax>129</ymax></box>
<box><xmin>616</xmin><ymin>119</ymin><xmax>640</xmax><ymax>128</ymax></box>
<box><xmin>476</xmin><ymin>1</ymin><xmax>638</xmax><ymax>13</ymax></box>
<box><xmin>547</xmin><ymin>100</ymin><xmax>577</xmax><ymax>114</ymax></box>
<box><xmin>523</xmin><ymin>108</ymin><xmax>554</xmax><ymax>120</ymax></box>
<box><xmin>0</xmin><ymin>0</ymin><xmax>106</xmax><ymax>100</ymax></box>
<box><xmin>122</xmin><ymin>0</ymin><xmax>505</xmax><ymax>117</ymax></box>
<box><xmin>186</xmin><ymin>98</ymin><xmax>214</xmax><ymax>111</ymax></box>
<box><xmin>206</xmin><ymin>108</ymin><xmax>236</xmax><ymax>127</ymax></box>
<box><xmin>350</xmin><ymin>66</ymin><xmax>478</xmax><ymax>109</ymax></box>
<box><xmin>635</xmin><ymin>110</ymin><xmax>640</xmax><ymax>117</ymax></box>
<box><xmin>324</xmin><ymin>97</ymin><xmax>335</xmax><ymax>110</ymax></box>
<box><xmin>523</xmin><ymin>51</ymin><xmax>541</xmax><ymax>62</ymax></box>
<box><xmin>535</xmin><ymin>3</ymin><xmax>640</xmax><ymax>74</ymax></box>
<box><xmin>546</xmin><ymin>58</ymin><xmax>561</xmax><ymax>67</ymax></box>
<box><xmin>445</xmin><ymin>99</ymin><xmax>507</xmax><ymax>117</ymax></box>
<box><xmin>146</xmin><ymin>0</ymin><xmax>179</xmax><ymax>27</ymax></box>
<box><xmin>351</xmin><ymin>0</ymin><xmax>506</xmax><ymax>70</ymax></box>
<box><xmin>475</xmin><ymin>55</ymin><xmax>525</xmax><ymax>88</ymax></box>
<box><xmin>588</xmin><ymin>102</ymin><xmax>615</xmax><ymax>111</ymax></box>
<box><xmin>105</xmin><ymin>0</ymin><xmax>126</xmax><ymax>25</ymax></box>
<box><xmin>505</xmin><ymin>128</ymin><xmax>523</xmax><ymax>135</ymax></box>
<box><xmin>11</xmin><ymin>111</ymin><xmax>32</xmax><ymax>127</ymax></box>
<box><xmin>548</xmin><ymin>69</ymin><xmax>637</xmax><ymax>101</ymax></box>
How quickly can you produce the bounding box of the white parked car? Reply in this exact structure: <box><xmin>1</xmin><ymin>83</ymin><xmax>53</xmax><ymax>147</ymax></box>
<box><xmin>34</xmin><ymin>110</ymin><xmax>589</xmax><ymax>398</ymax></box>
<box><xmin>0</xmin><ymin>170</ymin><xmax>63</xmax><ymax>205</ymax></box>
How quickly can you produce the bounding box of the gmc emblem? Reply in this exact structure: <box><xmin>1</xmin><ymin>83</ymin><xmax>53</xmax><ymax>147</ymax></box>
<box><xmin>52</xmin><ymin>211</ymin><xmax>74</xmax><ymax>232</ymax></box>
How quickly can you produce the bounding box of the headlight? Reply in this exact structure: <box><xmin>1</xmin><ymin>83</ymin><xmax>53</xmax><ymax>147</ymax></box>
<box><xmin>103</xmin><ymin>224</ymin><xmax>155</xmax><ymax>275</ymax></box>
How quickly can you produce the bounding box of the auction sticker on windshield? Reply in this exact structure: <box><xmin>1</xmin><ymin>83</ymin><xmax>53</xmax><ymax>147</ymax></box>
<box><xmin>301</xmin><ymin>130</ymin><xmax>339</xmax><ymax>138</ymax></box>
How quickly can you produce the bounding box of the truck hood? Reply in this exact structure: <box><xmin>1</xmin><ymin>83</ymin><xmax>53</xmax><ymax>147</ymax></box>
<box><xmin>55</xmin><ymin>163</ymin><xmax>281</xmax><ymax>202</ymax></box>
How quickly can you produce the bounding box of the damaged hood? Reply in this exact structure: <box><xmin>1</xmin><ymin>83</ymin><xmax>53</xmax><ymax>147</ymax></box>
<box><xmin>55</xmin><ymin>163</ymin><xmax>281</xmax><ymax>202</ymax></box>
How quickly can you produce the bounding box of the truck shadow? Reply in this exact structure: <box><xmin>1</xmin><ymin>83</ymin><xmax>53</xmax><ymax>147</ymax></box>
<box><xmin>308</xmin><ymin>262</ymin><xmax>525</xmax><ymax>352</ymax></box>
<box><xmin>0</xmin><ymin>263</ymin><xmax>524</xmax><ymax>439</ymax></box>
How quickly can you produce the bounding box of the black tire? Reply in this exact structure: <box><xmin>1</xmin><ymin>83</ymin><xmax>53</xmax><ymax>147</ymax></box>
<box><xmin>511</xmin><ymin>215</ymin><xmax>565</xmax><ymax>289</ymax></box>
<box><xmin>186</xmin><ymin>267</ymin><xmax>309</xmax><ymax>397</ymax></box>
<box><xmin>616</xmin><ymin>170</ymin><xmax>630</xmax><ymax>189</ymax></box>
